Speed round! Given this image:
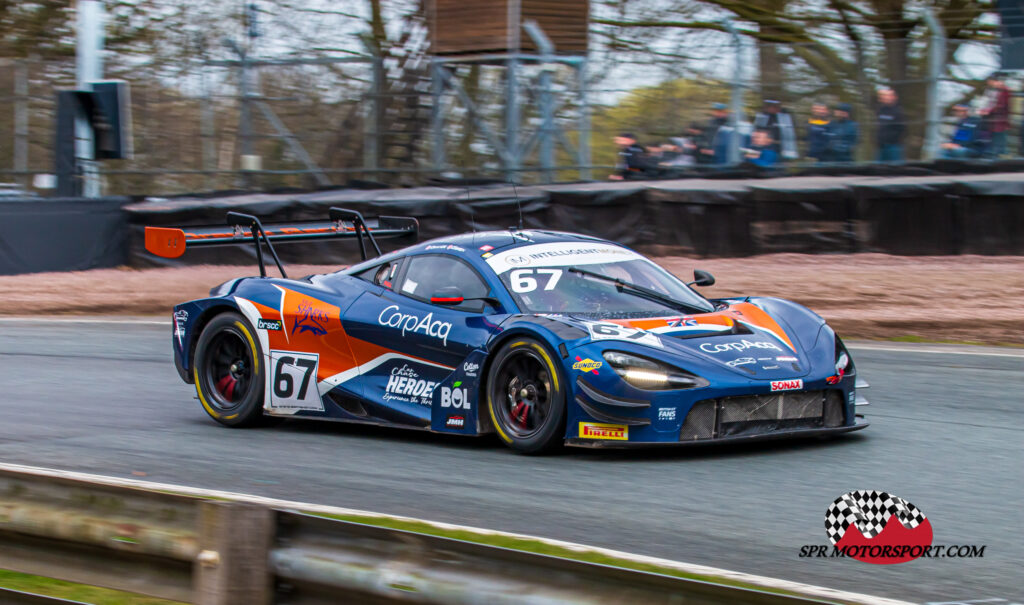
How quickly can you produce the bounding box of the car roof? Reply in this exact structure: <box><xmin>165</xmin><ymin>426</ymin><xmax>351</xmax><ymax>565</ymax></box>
<box><xmin>343</xmin><ymin>229</ymin><xmax>621</xmax><ymax>276</ymax></box>
<box><xmin>412</xmin><ymin>230</ymin><xmax>610</xmax><ymax>255</ymax></box>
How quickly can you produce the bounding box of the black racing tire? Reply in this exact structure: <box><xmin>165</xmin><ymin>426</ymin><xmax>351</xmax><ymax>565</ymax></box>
<box><xmin>485</xmin><ymin>337</ymin><xmax>567</xmax><ymax>454</ymax></box>
<box><xmin>192</xmin><ymin>311</ymin><xmax>266</xmax><ymax>427</ymax></box>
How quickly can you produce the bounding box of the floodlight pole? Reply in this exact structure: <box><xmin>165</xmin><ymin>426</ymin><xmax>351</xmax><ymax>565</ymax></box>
<box><xmin>922</xmin><ymin>9</ymin><xmax>946</xmax><ymax>160</ymax></box>
<box><xmin>76</xmin><ymin>0</ymin><xmax>104</xmax><ymax>197</ymax></box>
<box><xmin>523</xmin><ymin>20</ymin><xmax>556</xmax><ymax>183</ymax></box>
<box><xmin>724</xmin><ymin>19</ymin><xmax>744</xmax><ymax>166</ymax></box>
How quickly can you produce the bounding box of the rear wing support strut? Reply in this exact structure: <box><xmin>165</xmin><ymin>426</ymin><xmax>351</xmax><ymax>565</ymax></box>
<box><xmin>144</xmin><ymin>207</ymin><xmax>419</xmax><ymax>277</ymax></box>
<box><xmin>329</xmin><ymin>207</ymin><xmax>380</xmax><ymax>261</ymax></box>
<box><xmin>226</xmin><ymin>212</ymin><xmax>288</xmax><ymax>278</ymax></box>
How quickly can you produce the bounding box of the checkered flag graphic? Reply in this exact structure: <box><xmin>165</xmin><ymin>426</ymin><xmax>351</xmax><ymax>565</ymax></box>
<box><xmin>825</xmin><ymin>490</ymin><xmax>927</xmax><ymax>544</ymax></box>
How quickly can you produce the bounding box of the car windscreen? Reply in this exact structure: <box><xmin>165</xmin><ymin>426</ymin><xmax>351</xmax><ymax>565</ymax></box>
<box><xmin>484</xmin><ymin>242</ymin><xmax>715</xmax><ymax>317</ymax></box>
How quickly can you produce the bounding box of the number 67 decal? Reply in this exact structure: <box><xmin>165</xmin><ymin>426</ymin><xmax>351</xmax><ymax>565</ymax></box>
<box><xmin>510</xmin><ymin>269</ymin><xmax>562</xmax><ymax>293</ymax></box>
<box><xmin>584</xmin><ymin>321</ymin><xmax>664</xmax><ymax>348</ymax></box>
<box><xmin>268</xmin><ymin>351</ymin><xmax>324</xmax><ymax>412</ymax></box>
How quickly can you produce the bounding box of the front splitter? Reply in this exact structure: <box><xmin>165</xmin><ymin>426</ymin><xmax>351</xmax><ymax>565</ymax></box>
<box><xmin>565</xmin><ymin>419</ymin><xmax>868</xmax><ymax>449</ymax></box>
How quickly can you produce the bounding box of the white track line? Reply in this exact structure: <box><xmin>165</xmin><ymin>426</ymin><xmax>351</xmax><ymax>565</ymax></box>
<box><xmin>847</xmin><ymin>343</ymin><xmax>1024</xmax><ymax>358</ymax></box>
<box><xmin>0</xmin><ymin>317</ymin><xmax>1020</xmax><ymax>359</ymax></box>
<box><xmin>0</xmin><ymin>461</ymin><xmax>913</xmax><ymax>605</ymax></box>
<box><xmin>0</xmin><ymin>317</ymin><xmax>165</xmax><ymax>325</ymax></box>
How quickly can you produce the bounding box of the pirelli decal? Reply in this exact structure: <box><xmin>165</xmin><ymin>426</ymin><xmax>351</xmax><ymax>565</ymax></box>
<box><xmin>579</xmin><ymin>422</ymin><xmax>628</xmax><ymax>441</ymax></box>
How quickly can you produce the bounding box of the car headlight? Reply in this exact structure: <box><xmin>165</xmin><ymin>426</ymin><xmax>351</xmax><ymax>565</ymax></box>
<box><xmin>827</xmin><ymin>337</ymin><xmax>855</xmax><ymax>384</ymax></box>
<box><xmin>602</xmin><ymin>351</ymin><xmax>708</xmax><ymax>391</ymax></box>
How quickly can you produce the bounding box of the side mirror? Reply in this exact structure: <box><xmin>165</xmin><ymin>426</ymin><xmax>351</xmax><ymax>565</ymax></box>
<box><xmin>690</xmin><ymin>269</ymin><xmax>715</xmax><ymax>287</ymax></box>
<box><xmin>430</xmin><ymin>286</ymin><xmax>464</xmax><ymax>305</ymax></box>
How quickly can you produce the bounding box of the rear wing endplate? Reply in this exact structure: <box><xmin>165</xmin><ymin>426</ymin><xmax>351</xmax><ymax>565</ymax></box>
<box><xmin>145</xmin><ymin>208</ymin><xmax>418</xmax><ymax>278</ymax></box>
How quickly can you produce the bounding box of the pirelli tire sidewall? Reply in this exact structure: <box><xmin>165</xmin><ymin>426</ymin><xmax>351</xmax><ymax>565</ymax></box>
<box><xmin>486</xmin><ymin>337</ymin><xmax>567</xmax><ymax>454</ymax></box>
<box><xmin>193</xmin><ymin>311</ymin><xmax>266</xmax><ymax>427</ymax></box>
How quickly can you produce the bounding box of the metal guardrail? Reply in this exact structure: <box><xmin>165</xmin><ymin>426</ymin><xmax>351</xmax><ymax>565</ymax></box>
<box><xmin>0</xmin><ymin>468</ymin><xmax>830</xmax><ymax>605</ymax></box>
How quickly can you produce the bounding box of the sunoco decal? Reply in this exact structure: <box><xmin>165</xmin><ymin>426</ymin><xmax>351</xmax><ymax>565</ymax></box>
<box><xmin>572</xmin><ymin>357</ymin><xmax>602</xmax><ymax>373</ymax></box>
<box><xmin>377</xmin><ymin>305</ymin><xmax>452</xmax><ymax>346</ymax></box>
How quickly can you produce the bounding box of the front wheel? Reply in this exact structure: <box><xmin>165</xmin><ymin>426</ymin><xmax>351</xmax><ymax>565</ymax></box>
<box><xmin>193</xmin><ymin>311</ymin><xmax>266</xmax><ymax>427</ymax></box>
<box><xmin>486</xmin><ymin>338</ymin><xmax>566</xmax><ymax>454</ymax></box>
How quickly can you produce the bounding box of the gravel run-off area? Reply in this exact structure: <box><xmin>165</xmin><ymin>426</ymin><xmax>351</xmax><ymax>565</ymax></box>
<box><xmin>2</xmin><ymin>254</ymin><xmax>1022</xmax><ymax>345</ymax></box>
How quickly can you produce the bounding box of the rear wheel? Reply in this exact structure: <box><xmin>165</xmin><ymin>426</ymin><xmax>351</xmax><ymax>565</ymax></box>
<box><xmin>193</xmin><ymin>312</ymin><xmax>265</xmax><ymax>427</ymax></box>
<box><xmin>486</xmin><ymin>338</ymin><xmax>566</xmax><ymax>454</ymax></box>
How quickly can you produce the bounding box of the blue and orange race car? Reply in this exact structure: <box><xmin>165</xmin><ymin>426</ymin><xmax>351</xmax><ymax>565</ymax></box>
<box><xmin>146</xmin><ymin>208</ymin><xmax>869</xmax><ymax>453</ymax></box>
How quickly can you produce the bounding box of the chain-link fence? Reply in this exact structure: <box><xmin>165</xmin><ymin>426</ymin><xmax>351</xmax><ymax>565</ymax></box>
<box><xmin>1</xmin><ymin>4</ymin><xmax>1021</xmax><ymax>196</ymax></box>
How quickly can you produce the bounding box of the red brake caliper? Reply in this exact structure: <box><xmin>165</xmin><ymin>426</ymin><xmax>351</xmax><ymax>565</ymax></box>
<box><xmin>511</xmin><ymin>401</ymin><xmax>529</xmax><ymax>428</ymax></box>
<box><xmin>216</xmin><ymin>375</ymin><xmax>237</xmax><ymax>400</ymax></box>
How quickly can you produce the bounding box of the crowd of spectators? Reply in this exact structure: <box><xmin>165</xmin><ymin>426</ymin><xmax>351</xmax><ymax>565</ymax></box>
<box><xmin>610</xmin><ymin>73</ymin><xmax>1021</xmax><ymax>180</ymax></box>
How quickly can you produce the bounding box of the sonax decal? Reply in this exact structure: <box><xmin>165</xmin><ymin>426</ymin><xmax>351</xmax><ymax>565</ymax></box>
<box><xmin>770</xmin><ymin>379</ymin><xmax>803</xmax><ymax>392</ymax></box>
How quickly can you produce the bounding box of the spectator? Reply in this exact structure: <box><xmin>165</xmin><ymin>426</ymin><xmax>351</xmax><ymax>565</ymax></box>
<box><xmin>699</xmin><ymin>103</ymin><xmax>730</xmax><ymax>163</ymax></box>
<box><xmin>825</xmin><ymin>103</ymin><xmax>859</xmax><ymax>162</ymax></box>
<box><xmin>680</xmin><ymin>124</ymin><xmax>704</xmax><ymax>164</ymax></box>
<box><xmin>659</xmin><ymin>137</ymin><xmax>695</xmax><ymax>167</ymax></box>
<box><xmin>743</xmin><ymin>129</ymin><xmax>778</xmax><ymax>167</ymax></box>
<box><xmin>941</xmin><ymin>104</ymin><xmax>982</xmax><ymax>159</ymax></box>
<box><xmin>980</xmin><ymin>73</ymin><xmax>1010</xmax><ymax>158</ymax></box>
<box><xmin>609</xmin><ymin>133</ymin><xmax>649</xmax><ymax>180</ymax></box>
<box><xmin>805</xmin><ymin>102</ymin><xmax>831</xmax><ymax>162</ymax></box>
<box><xmin>1020</xmin><ymin>119</ymin><xmax>1024</xmax><ymax>157</ymax></box>
<box><xmin>876</xmin><ymin>87</ymin><xmax>905</xmax><ymax>162</ymax></box>
<box><xmin>754</xmin><ymin>100</ymin><xmax>798</xmax><ymax>160</ymax></box>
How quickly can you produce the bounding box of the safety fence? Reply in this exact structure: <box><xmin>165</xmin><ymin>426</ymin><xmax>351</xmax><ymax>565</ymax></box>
<box><xmin>124</xmin><ymin>171</ymin><xmax>1024</xmax><ymax>268</ymax></box>
<box><xmin>2</xmin><ymin>4</ymin><xmax>1023</xmax><ymax>195</ymax></box>
<box><xmin>1</xmin><ymin>169</ymin><xmax>1022</xmax><ymax>276</ymax></box>
<box><xmin>0</xmin><ymin>467</ymin><xmax>831</xmax><ymax>605</ymax></box>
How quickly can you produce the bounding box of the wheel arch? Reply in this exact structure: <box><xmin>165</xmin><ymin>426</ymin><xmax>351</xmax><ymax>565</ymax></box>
<box><xmin>478</xmin><ymin>324</ymin><xmax>571</xmax><ymax>437</ymax></box>
<box><xmin>181</xmin><ymin>299</ymin><xmax>244</xmax><ymax>383</ymax></box>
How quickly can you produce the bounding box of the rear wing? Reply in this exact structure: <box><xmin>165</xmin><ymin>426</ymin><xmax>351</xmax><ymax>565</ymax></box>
<box><xmin>145</xmin><ymin>208</ymin><xmax>418</xmax><ymax>278</ymax></box>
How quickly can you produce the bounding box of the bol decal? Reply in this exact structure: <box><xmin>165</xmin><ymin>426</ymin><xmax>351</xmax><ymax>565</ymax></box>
<box><xmin>825</xmin><ymin>490</ymin><xmax>933</xmax><ymax>564</ymax></box>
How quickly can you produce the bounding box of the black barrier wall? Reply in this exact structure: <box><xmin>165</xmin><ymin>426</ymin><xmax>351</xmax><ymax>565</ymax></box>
<box><xmin>0</xmin><ymin>197</ymin><xmax>129</xmax><ymax>275</ymax></box>
<box><xmin>123</xmin><ymin>173</ymin><xmax>1024</xmax><ymax>268</ymax></box>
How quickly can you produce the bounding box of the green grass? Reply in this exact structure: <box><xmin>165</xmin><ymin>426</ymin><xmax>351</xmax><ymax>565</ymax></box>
<box><xmin>0</xmin><ymin>496</ymin><xmax>847</xmax><ymax>604</ymax></box>
<box><xmin>308</xmin><ymin>512</ymin><xmax>842</xmax><ymax>603</ymax></box>
<box><xmin>0</xmin><ymin>570</ymin><xmax>185</xmax><ymax>605</ymax></box>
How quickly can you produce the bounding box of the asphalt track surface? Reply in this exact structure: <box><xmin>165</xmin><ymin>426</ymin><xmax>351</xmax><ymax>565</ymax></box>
<box><xmin>0</xmin><ymin>319</ymin><xmax>1020</xmax><ymax>604</ymax></box>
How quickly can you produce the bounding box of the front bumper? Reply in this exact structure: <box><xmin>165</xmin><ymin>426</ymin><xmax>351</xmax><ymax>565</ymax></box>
<box><xmin>566</xmin><ymin>416</ymin><xmax>868</xmax><ymax>448</ymax></box>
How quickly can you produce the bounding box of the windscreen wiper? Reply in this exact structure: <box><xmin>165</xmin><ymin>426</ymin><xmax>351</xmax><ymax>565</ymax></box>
<box><xmin>567</xmin><ymin>267</ymin><xmax>704</xmax><ymax>314</ymax></box>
